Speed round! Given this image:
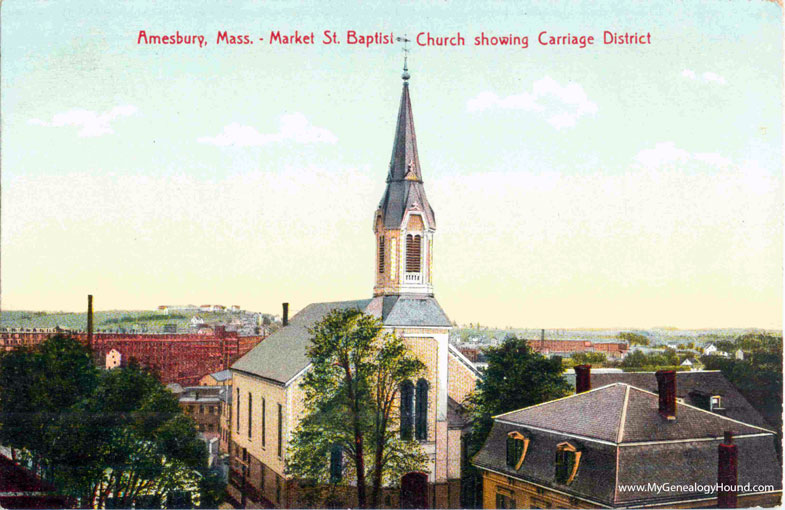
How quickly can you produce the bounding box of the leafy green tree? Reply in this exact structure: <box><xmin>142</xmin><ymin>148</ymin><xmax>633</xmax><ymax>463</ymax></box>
<box><xmin>571</xmin><ymin>351</ymin><xmax>607</xmax><ymax>366</ymax></box>
<box><xmin>287</xmin><ymin>309</ymin><xmax>428</xmax><ymax>508</ymax></box>
<box><xmin>462</xmin><ymin>336</ymin><xmax>571</xmax><ymax>507</ymax></box>
<box><xmin>0</xmin><ymin>335</ymin><xmax>213</xmax><ymax>507</ymax></box>
<box><xmin>618</xmin><ymin>331</ymin><xmax>650</xmax><ymax>346</ymax></box>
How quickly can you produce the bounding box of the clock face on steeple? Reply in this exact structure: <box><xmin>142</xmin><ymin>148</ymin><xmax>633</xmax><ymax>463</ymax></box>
<box><xmin>374</xmin><ymin>73</ymin><xmax>435</xmax><ymax>298</ymax></box>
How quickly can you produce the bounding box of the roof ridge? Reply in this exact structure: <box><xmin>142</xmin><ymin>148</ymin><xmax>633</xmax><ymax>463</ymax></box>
<box><xmin>625</xmin><ymin>385</ymin><xmax>776</xmax><ymax>434</ymax></box>
<box><xmin>616</xmin><ymin>384</ymin><xmax>630</xmax><ymax>443</ymax></box>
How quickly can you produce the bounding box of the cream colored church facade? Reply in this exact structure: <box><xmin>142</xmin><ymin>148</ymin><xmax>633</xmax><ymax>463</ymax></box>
<box><xmin>227</xmin><ymin>70</ymin><xmax>479</xmax><ymax>509</ymax></box>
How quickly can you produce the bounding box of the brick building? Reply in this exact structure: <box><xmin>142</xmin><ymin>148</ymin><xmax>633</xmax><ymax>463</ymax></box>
<box><xmin>227</xmin><ymin>67</ymin><xmax>481</xmax><ymax>508</ymax></box>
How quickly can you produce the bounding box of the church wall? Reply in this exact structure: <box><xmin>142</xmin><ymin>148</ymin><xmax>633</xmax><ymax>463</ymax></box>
<box><xmin>448</xmin><ymin>352</ymin><xmax>478</xmax><ymax>405</ymax></box>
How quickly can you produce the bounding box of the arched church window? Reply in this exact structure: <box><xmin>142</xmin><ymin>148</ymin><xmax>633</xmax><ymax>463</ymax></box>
<box><xmin>406</xmin><ymin>234</ymin><xmax>421</xmax><ymax>273</ymax></box>
<box><xmin>329</xmin><ymin>443</ymin><xmax>343</xmax><ymax>483</ymax></box>
<box><xmin>415</xmin><ymin>379</ymin><xmax>429</xmax><ymax>440</ymax></box>
<box><xmin>378</xmin><ymin>236</ymin><xmax>385</xmax><ymax>273</ymax></box>
<box><xmin>400</xmin><ymin>381</ymin><xmax>414</xmax><ymax>440</ymax></box>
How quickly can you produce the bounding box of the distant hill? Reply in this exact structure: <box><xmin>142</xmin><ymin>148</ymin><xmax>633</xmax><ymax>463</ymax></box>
<box><xmin>1</xmin><ymin>309</ymin><xmax>275</xmax><ymax>334</ymax></box>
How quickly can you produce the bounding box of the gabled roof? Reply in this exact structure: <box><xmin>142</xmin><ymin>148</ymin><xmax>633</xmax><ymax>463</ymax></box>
<box><xmin>377</xmin><ymin>81</ymin><xmax>436</xmax><ymax>229</ymax></box>
<box><xmin>207</xmin><ymin>369</ymin><xmax>232</xmax><ymax>382</ymax></box>
<box><xmin>589</xmin><ymin>371</ymin><xmax>770</xmax><ymax>428</ymax></box>
<box><xmin>231</xmin><ymin>300</ymin><xmax>371</xmax><ymax>384</ymax></box>
<box><xmin>474</xmin><ymin>383</ymin><xmax>781</xmax><ymax>507</ymax></box>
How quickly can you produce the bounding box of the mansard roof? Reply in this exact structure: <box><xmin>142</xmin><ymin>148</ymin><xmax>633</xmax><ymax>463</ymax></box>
<box><xmin>473</xmin><ymin>383</ymin><xmax>781</xmax><ymax>507</ymax></box>
<box><xmin>231</xmin><ymin>296</ymin><xmax>451</xmax><ymax>384</ymax></box>
<box><xmin>377</xmin><ymin>82</ymin><xmax>436</xmax><ymax>230</ymax></box>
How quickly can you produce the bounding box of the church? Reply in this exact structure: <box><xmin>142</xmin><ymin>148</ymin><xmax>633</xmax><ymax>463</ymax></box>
<box><xmin>227</xmin><ymin>64</ymin><xmax>480</xmax><ymax>508</ymax></box>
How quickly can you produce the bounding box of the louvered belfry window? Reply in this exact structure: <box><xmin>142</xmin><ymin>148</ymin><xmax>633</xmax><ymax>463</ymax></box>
<box><xmin>378</xmin><ymin>236</ymin><xmax>385</xmax><ymax>273</ymax></box>
<box><xmin>406</xmin><ymin>234</ymin><xmax>421</xmax><ymax>273</ymax></box>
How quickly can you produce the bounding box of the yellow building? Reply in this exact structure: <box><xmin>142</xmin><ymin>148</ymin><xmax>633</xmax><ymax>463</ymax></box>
<box><xmin>472</xmin><ymin>371</ymin><xmax>782</xmax><ymax>509</ymax></box>
<box><xmin>227</xmin><ymin>67</ymin><xmax>480</xmax><ymax>509</ymax></box>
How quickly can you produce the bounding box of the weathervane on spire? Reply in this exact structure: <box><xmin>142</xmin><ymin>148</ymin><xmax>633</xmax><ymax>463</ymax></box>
<box><xmin>396</xmin><ymin>35</ymin><xmax>411</xmax><ymax>81</ymax></box>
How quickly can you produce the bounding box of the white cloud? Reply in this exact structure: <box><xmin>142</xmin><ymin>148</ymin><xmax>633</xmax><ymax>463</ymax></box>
<box><xmin>681</xmin><ymin>69</ymin><xmax>727</xmax><ymax>85</ymax></box>
<box><xmin>634</xmin><ymin>142</ymin><xmax>731</xmax><ymax>169</ymax></box>
<box><xmin>28</xmin><ymin>105</ymin><xmax>138</xmax><ymax>137</ymax></box>
<box><xmin>198</xmin><ymin>113</ymin><xmax>337</xmax><ymax>147</ymax></box>
<box><xmin>467</xmin><ymin>77</ymin><xmax>597</xmax><ymax>130</ymax></box>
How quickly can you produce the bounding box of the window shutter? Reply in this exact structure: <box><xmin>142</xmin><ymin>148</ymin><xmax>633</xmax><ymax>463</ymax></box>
<box><xmin>415</xmin><ymin>379</ymin><xmax>429</xmax><ymax>440</ymax></box>
<box><xmin>400</xmin><ymin>381</ymin><xmax>414</xmax><ymax>440</ymax></box>
<box><xmin>406</xmin><ymin>235</ymin><xmax>421</xmax><ymax>273</ymax></box>
<box><xmin>378</xmin><ymin>236</ymin><xmax>385</xmax><ymax>273</ymax></box>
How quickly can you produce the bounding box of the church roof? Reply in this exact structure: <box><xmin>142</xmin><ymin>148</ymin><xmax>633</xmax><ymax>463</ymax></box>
<box><xmin>377</xmin><ymin>81</ymin><xmax>436</xmax><ymax>229</ymax></box>
<box><xmin>231</xmin><ymin>296</ymin><xmax>451</xmax><ymax>384</ymax></box>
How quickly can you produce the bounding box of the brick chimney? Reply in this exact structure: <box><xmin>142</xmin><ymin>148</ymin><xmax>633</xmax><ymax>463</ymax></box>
<box><xmin>575</xmin><ymin>364</ymin><xmax>591</xmax><ymax>394</ymax></box>
<box><xmin>717</xmin><ymin>431</ymin><xmax>738</xmax><ymax>508</ymax></box>
<box><xmin>282</xmin><ymin>302</ymin><xmax>289</xmax><ymax>327</ymax></box>
<box><xmin>655</xmin><ymin>370</ymin><xmax>677</xmax><ymax>420</ymax></box>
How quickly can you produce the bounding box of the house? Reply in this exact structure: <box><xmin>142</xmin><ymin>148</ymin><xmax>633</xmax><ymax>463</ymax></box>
<box><xmin>472</xmin><ymin>369</ymin><xmax>782</xmax><ymax>508</ymax></box>
<box><xmin>201</xmin><ymin>369</ymin><xmax>233</xmax><ymax>387</ymax></box>
<box><xmin>178</xmin><ymin>386</ymin><xmax>222</xmax><ymax>435</ymax></box>
<box><xmin>0</xmin><ymin>454</ymin><xmax>70</xmax><ymax>508</ymax></box>
<box><xmin>587</xmin><ymin>370</ymin><xmax>771</xmax><ymax>428</ymax></box>
<box><xmin>105</xmin><ymin>348</ymin><xmax>122</xmax><ymax>369</ymax></box>
<box><xmin>228</xmin><ymin>67</ymin><xmax>481</xmax><ymax>509</ymax></box>
<box><xmin>680</xmin><ymin>358</ymin><xmax>693</xmax><ymax>369</ymax></box>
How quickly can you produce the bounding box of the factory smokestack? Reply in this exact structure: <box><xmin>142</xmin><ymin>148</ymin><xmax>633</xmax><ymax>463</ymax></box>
<box><xmin>87</xmin><ymin>294</ymin><xmax>94</xmax><ymax>348</ymax></box>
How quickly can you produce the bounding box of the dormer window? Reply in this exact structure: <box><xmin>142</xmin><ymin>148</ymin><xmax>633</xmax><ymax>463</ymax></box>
<box><xmin>710</xmin><ymin>395</ymin><xmax>723</xmax><ymax>411</ymax></box>
<box><xmin>555</xmin><ymin>442</ymin><xmax>582</xmax><ymax>485</ymax></box>
<box><xmin>506</xmin><ymin>431</ymin><xmax>529</xmax><ymax>470</ymax></box>
<box><xmin>406</xmin><ymin>234</ymin><xmax>421</xmax><ymax>273</ymax></box>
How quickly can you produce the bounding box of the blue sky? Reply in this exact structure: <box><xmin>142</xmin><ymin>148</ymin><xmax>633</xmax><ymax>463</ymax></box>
<box><xmin>2</xmin><ymin>1</ymin><xmax>782</xmax><ymax>328</ymax></box>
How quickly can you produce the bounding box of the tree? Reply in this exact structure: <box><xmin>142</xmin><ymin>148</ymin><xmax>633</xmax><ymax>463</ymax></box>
<box><xmin>463</xmin><ymin>336</ymin><xmax>571</xmax><ymax>507</ymax></box>
<box><xmin>571</xmin><ymin>351</ymin><xmax>607</xmax><ymax>366</ymax></box>
<box><xmin>0</xmin><ymin>335</ymin><xmax>212</xmax><ymax>507</ymax></box>
<box><xmin>286</xmin><ymin>309</ymin><xmax>428</xmax><ymax>508</ymax></box>
<box><xmin>618</xmin><ymin>331</ymin><xmax>650</xmax><ymax>346</ymax></box>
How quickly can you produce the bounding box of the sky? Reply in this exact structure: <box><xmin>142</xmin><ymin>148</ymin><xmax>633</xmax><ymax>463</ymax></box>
<box><xmin>1</xmin><ymin>1</ymin><xmax>782</xmax><ymax>329</ymax></box>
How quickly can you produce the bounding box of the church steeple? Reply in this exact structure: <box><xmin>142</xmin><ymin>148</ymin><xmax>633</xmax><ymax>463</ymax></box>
<box><xmin>373</xmin><ymin>67</ymin><xmax>436</xmax><ymax>297</ymax></box>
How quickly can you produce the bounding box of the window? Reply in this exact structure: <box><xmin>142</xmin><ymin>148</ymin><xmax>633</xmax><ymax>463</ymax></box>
<box><xmin>260</xmin><ymin>463</ymin><xmax>265</xmax><ymax>491</ymax></box>
<box><xmin>199</xmin><ymin>405</ymin><xmax>204</xmax><ymax>414</ymax></box>
<box><xmin>248</xmin><ymin>393</ymin><xmax>253</xmax><ymax>439</ymax></box>
<box><xmin>236</xmin><ymin>388</ymin><xmax>241</xmax><ymax>432</ymax></box>
<box><xmin>554</xmin><ymin>442</ymin><xmax>582</xmax><ymax>485</ymax></box>
<box><xmin>710</xmin><ymin>395</ymin><xmax>723</xmax><ymax>410</ymax></box>
<box><xmin>506</xmin><ymin>432</ymin><xmax>529</xmax><ymax>470</ymax></box>
<box><xmin>330</xmin><ymin>444</ymin><xmax>343</xmax><ymax>483</ymax></box>
<box><xmin>378</xmin><ymin>236</ymin><xmax>385</xmax><ymax>273</ymax></box>
<box><xmin>415</xmin><ymin>379</ymin><xmax>429</xmax><ymax>440</ymax></box>
<box><xmin>495</xmin><ymin>493</ymin><xmax>517</xmax><ymax>509</ymax></box>
<box><xmin>262</xmin><ymin>398</ymin><xmax>266</xmax><ymax>447</ymax></box>
<box><xmin>406</xmin><ymin>234</ymin><xmax>421</xmax><ymax>273</ymax></box>
<box><xmin>400</xmin><ymin>381</ymin><xmax>414</xmax><ymax>440</ymax></box>
<box><xmin>275</xmin><ymin>474</ymin><xmax>281</xmax><ymax>503</ymax></box>
<box><xmin>277</xmin><ymin>404</ymin><xmax>283</xmax><ymax>458</ymax></box>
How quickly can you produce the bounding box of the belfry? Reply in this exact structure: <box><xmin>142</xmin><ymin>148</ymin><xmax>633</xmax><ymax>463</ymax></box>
<box><xmin>374</xmin><ymin>63</ymin><xmax>436</xmax><ymax>297</ymax></box>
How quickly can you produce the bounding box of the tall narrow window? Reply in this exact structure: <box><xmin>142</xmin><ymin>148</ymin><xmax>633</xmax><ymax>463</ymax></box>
<box><xmin>400</xmin><ymin>381</ymin><xmax>414</xmax><ymax>440</ymax></box>
<box><xmin>406</xmin><ymin>234</ymin><xmax>421</xmax><ymax>272</ymax></box>
<box><xmin>277</xmin><ymin>404</ymin><xmax>283</xmax><ymax>458</ymax></box>
<box><xmin>415</xmin><ymin>379</ymin><xmax>429</xmax><ymax>440</ymax></box>
<box><xmin>378</xmin><ymin>236</ymin><xmax>385</xmax><ymax>273</ymax></box>
<box><xmin>329</xmin><ymin>444</ymin><xmax>343</xmax><ymax>483</ymax></box>
<box><xmin>248</xmin><ymin>393</ymin><xmax>252</xmax><ymax>439</ymax></box>
<box><xmin>261</xmin><ymin>398</ymin><xmax>266</xmax><ymax>447</ymax></box>
<box><xmin>236</xmin><ymin>388</ymin><xmax>241</xmax><ymax>432</ymax></box>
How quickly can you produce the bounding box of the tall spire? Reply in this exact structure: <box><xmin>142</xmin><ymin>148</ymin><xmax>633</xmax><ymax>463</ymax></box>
<box><xmin>376</xmin><ymin>66</ymin><xmax>435</xmax><ymax>230</ymax></box>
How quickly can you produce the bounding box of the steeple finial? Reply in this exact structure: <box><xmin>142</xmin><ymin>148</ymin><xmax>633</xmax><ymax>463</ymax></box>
<box><xmin>396</xmin><ymin>35</ymin><xmax>411</xmax><ymax>81</ymax></box>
